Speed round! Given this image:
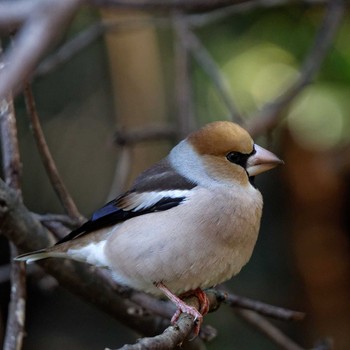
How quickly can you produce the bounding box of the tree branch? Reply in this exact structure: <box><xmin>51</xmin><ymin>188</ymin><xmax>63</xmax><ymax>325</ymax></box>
<box><xmin>188</xmin><ymin>0</ymin><xmax>330</xmax><ymax>27</ymax></box>
<box><xmin>177</xmin><ymin>21</ymin><xmax>243</xmax><ymax>123</ymax></box>
<box><xmin>247</xmin><ymin>0</ymin><xmax>345</xmax><ymax>137</ymax></box>
<box><xmin>88</xmin><ymin>0</ymin><xmax>252</xmax><ymax>11</ymax></box>
<box><xmin>235</xmin><ymin>309</ymin><xmax>306</xmax><ymax>350</ymax></box>
<box><xmin>0</xmin><ymin>43</ymin><xmax>26</xmax><ymax>350</ymax></box>
<box><xmin>0</xmin><ymin>0</ymin><xmax>82</xmax><ymax>101</ymax></box>
<box><xmin>115</xmin><ymin>313</ymin><xmax>195</xmax><ymax>350</ymax></box>
<box><xmin>23</xmin><ymin>84</ymin><xmax>83</xmax><ymax>221</ymax></box>
<box><xmin>215</xmin><ymin>290</ymin><xmax>305</xmax><ymax>321</ymax></box>
<box><xmin>0</xmin><ymin>178</ymin><xmax>172</xmax><ymax>338</ymax></box>
<box><xmin>173</xmin><ymin>12</ymin><xmax>197</xmax><ymax>138</ymax></box>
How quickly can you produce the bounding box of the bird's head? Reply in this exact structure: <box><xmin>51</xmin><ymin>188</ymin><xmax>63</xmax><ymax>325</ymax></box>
<box><xmin>187</xmin><ymin>121</ymin><xmax>283</xmax><ymax>187</ymax></box>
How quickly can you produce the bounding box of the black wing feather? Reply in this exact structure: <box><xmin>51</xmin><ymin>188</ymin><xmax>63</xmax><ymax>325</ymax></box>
<box><xmin>56</xmin><ymin>158</ymin><xmax>196</xmax><ymax>245</ymax></box>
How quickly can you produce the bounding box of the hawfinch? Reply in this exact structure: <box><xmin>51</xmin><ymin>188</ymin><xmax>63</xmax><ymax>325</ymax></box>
<box><xmin>16</xmin><ymin>121</ymin><xmax>283</xmax><ymax>332</ymax></box>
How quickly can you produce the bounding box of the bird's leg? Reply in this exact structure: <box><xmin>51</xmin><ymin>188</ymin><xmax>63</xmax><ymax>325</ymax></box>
<box><xmin>178</xmin><ymin>288</ymin><xmax>210</xmax><ymax>315</ymax></box>
<box><xmin>154</xmin><ymin>282</ymin><xmax>207</xmax><ymax>336</ymax></box>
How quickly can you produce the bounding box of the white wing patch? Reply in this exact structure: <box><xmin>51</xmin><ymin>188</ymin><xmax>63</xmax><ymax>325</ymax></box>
<box><xmin>122</xmin><ymin>190</ymin><xmax>191</xmax><ymax>212</ymax></box>
<box><xmin>67</xmin><ymin>240</ymin><xmax>108</xmax><ymax>267</ymax></box>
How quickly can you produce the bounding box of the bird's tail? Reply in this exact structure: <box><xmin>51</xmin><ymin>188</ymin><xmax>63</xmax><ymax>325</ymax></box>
<box><xmin>14</xmin><ymin>249</ymin><xmax>64</xmax><ymax>264</ymax></box>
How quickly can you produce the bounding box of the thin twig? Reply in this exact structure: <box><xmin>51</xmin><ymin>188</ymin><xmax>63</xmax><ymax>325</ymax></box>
<box><xmin>23</xmin><ymin>83</ymin><xmax>83</xmax><ymax>222</ymax></box>
<box><xmin>173</xmin><ymin>12</ymin><xmax>196</xmax><ymax>138</ymax></box>
<box><xmin>89</xmin><ymin>0</ymin><xmax>251</xmax><ymax>11</ymax></box>
<box><xmin>0</xmin><ymin>42</ymin><xmax>26</xmax><ymax>350</ymax></box>
<box><xmin>36</xmin><ymin>17</ymin><xmax>170</xmax><ymax>77</ymax></box>
<box><xmin>247</xmin><ymin>0</ymin><xmax>345</xmax><ymax>137</ymax></box>
<box><xmin>188</xmin><ymin>0</ymin><xmax>330</xmax><ymax>27</ymax></box>
<box><xmin>0</xmin><ymin>0</ymin><xmax>83</xmax><ymax>101</ymax></box>
<box><xmin>114</xmin><ymin>124</ymin><xmax>176</xmax><ymax>146</ymax></box>
<box><xmin>32</xmin><ymin>213</ymin><xmax>81</xmax><ymax>228</ymax></box>
<box><xmin>235</xmin><ymin>309</ymin><xmax>305</xmax><ymax>350</ymax></box>
<box><xmin>215</xmin><ymin>290</ymin><xmax>305</xmax><ymax>321</ymax></box>
<box><xmin>177</xmin><ymin>19</ymin><xmax>243</xmax><ymax>123</ymax></box>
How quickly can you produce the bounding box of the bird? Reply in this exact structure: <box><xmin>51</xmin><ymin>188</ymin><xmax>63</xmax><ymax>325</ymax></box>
<box><xmin>16</xmin><ymin>121</ymin><xmax>283</xmax><ymax>334</ymax></box>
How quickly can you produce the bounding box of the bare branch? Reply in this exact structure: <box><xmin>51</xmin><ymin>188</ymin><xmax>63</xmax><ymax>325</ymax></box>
<box><xmin>0</xmin><ymin>92</ymin><xmax>21</xmax><ymax>193</ymax></box>
<box><xmin>33</xmin><ymin>213</ymin><xmax>80</xmax><ymax>228</ymax></box>
<box><xmin>247</xmin><ymin>0</ymin><xmax>345</xmax><ymax>137</ymax></box>
<box><xmin>0</xmin><ymin>43</ymin><xmax>26</xmax><ymax>350</ymax></box>
<box><xmin>89</xmin><ymin>0</ymin><xmax>251</xmax><ymax>11</ymax></box>
<box><xmin>114</xmin><ymin>293</ymin><xmax>210</xmax><ymax>350</ymax></box>
<box><xmin>36</xmin><ymin>17</ymin><xmax>170</xmax><ymax>77</ymax></box>
<box><xmin>215</xmin><ymin>290</ymin><xmax>305</xmax><ymax>321</ymax></box>
<box><xmin>0</xmin><ymin>0</ymin><xmax>82</xmax><ymax>101</ymax></box>
<box><xmin>238</xmin><ymin>309</ymin><xmax>332</xmax><ymax>350</ymax></box>
<box><xmin>0</xmin><ymin>47</ymin><xmax>26</xmax><ymax>350</ymax></box>
<box><xmin>23</xmin><ymin>84</ymin><xmax>83</xmax><ymax>222</ymax></box>
<box><xmin>235</xmin><ymin>309</ymin><xmax>306</xmax><ymax>350</ymax></box>
<box><xmin>0</xmin><ymin>1</ymin><xmax>33</xmax><ymax>32</ymax></box>
<box><xmin>0</xmin><ymin>178</ymin><xmax>172</xmax><ymax>337</ymax></box>
<box><xmin>173</xmin><ymin>13</ymin><xmax>196</xmax><ymax>138</ymax></box>
<box><xmin>114</xmin><ymin>124</ymin><xmax>176</xmax><ymax>146</ymax></box>
<box><xmin>115</xmin><ymin>313</ymin><xmax>195</xmax><ymax>350</ymax></box>
<box><xmin>3</xmin><ymin>245</ymin><xmax>26</xmax><ymax>350</ymax></box>
<box><xmin>177</xmin><ymin>21</ymin><xmax>243</xmax><ymax>123</ymax></box>
<box><xmin>189</xmin><ymin>0</ymin><xmax>330</xmax><ymax>27</ymax></box>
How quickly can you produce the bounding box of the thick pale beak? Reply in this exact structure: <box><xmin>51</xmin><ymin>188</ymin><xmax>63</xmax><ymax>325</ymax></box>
<box><xmin>246</xmin><ymin>144</ymin><xmax>284</xmax><ymax>177</ymax></box>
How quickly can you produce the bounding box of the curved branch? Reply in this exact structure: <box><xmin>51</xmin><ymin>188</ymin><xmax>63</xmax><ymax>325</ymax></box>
<box><xmin>247</xmin><ymin>0</ymin><xmax>345</xmax><ymax>137</ymax></box>
<box><xmin>23</xmin><ymin>84</ymin><xmax>83</xmax><ymax>221</ymax></box>
<box><xmin>235</xmin><ymin>309</ymin><xmax>305</xmax><ymax>350</ymax></box>
<box><xmin>0</xmin><ymin>0</ymin><xmax>82</xmax><ymax>101</ymax></box>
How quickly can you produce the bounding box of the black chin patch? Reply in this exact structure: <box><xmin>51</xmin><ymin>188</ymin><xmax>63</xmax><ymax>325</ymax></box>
<box><xmin>249</xmin><ymin>176</ymin><xmax>256</xmax><ymax>188</ymax></box>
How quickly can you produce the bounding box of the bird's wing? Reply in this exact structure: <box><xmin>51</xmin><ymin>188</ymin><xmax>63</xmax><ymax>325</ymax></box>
<box><xmin>56</xmin><ymin>158</ymin><xmax>196</xmax><ymax>244</ymax></box>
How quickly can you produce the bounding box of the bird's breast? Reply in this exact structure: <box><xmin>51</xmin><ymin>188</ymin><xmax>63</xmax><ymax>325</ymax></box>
<box><xmin>104</xmin><ymin>185</ymin><xmax>263</xmax><ymax>295</ymax></box>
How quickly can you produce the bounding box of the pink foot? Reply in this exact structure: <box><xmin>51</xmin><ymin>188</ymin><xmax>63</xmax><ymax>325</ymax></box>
<box><xmin>155</xmin><ymin>282</ymin><xmax>208</xmax><ymax>337</ymax></box>
<box><xmin>179</xmin><ymin>288</ymin><xmax>209</xmax><ymax>315</ymax></box>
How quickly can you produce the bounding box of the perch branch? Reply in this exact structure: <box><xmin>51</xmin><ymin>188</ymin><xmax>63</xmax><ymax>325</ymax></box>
<box><xmin>247</xmin><ymin>0</ymin><xmax>345</xmax><ymax>137</ymax></box>
<box><xmin>0</xmin><ymin>46</ymin><xmax>26</xmax><ymax>350</ymax></box>
<box><xmin>115</xmin><ymin>313</ymin><xmax>195</xmax><ymax>350</ymax></box>
<box><xmin>0</xmin><ymin>178</ymin><xmax>172</xmax><ymax>337</ymax></box>
<box><xmin>23</xmin><ymin>84</ymin><xmax>83</xmax><ymax>221</ymax></box>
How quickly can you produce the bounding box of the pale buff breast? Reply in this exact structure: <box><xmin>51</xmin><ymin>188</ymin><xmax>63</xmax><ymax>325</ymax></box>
<box><xmin>104</xmin><ymin>186</ymin><xmax>263</xmax><ymax>296</ymax></box>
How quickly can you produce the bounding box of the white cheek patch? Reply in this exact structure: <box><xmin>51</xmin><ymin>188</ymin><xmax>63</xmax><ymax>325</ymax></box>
<box><xmin>67</xmin><ymin>240</ymin><xmax>108</xmax><ymax>267</ymax></box>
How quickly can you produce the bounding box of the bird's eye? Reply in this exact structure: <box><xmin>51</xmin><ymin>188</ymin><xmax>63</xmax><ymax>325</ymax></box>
<box><xmin>226</xmin><ymin>152</ymin><xmax>243</xmax><ymax>164</ymax></box>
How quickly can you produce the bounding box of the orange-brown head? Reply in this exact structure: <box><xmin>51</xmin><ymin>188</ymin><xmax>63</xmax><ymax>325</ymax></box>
<box><xmin>187</xmin><ymin>121</ymin><xmax>283</xmax><ymax>186</ymax></box>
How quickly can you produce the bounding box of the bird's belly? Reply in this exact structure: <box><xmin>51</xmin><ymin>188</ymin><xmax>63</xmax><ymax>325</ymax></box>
<box><xmin>104</xmin><ymin>188</ymin><xmax>262</xmax><ymax>296</ymax></box>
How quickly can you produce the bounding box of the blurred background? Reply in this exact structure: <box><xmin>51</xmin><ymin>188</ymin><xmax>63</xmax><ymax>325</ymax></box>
<box><xmin>1</xmin><ymin>1</ymin><xmax>350</xmax><ymax>349</ymax></box>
